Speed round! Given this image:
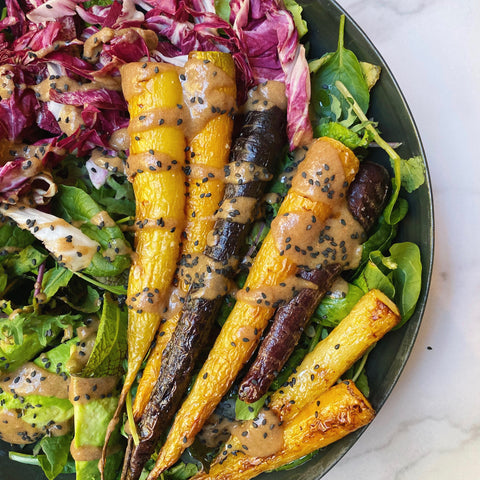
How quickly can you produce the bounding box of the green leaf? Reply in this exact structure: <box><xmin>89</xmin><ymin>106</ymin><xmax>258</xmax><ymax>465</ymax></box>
<box><xmin>36</xmin><ymin>433</ymin><xmax>74</xmax><ymax>480</ymax></box>
<box><xmin>2</xmin><ymin>245</ymin><xmax>47</xmax><ymax>276</ymax></box>
<box><xmin>353</xmin><ymin>368</ymin><xmax>370</xmax><ymax>397</ymax></box>
<box><xmin>89</xmin><ymin>176</ymin><xmax>135</xmax><ymax>218</ymax></box>
<box><xmin>315</xmin><ymin>121</ymin><xmax>373</xmax><ymax>149</ymax></box>
<box><xmin>0</xmin><ymin>265</ymin><xmax>7</xmax><ymax>292</ymax></box>
<box><xmin>354</xmin><ymin>252</ymin><xmax>396</xmax><ymax>299</ymax></box>
<box><xmin>284</xmin><ymin>0</ymin><xmax>308</xmax><ymax>38</ymax></box>
<box><xmin>399</xmin><ymin>156</ymin><xmax>425</xmax><ymax>193</ymax></box>
<box><xmin>74</xmin><ymin>271</ymin><xmax>127</xmax><ymax>296</ymax></box>
<box><xmin>42</xmin><ymin>266</ymin><xmax>74</xmax><ymax>300</ymax></box>
<box><xmin>389</xmin><ymin>242</ymin><xmax>422</xmax><ymax>326</ymax></box>
<box><xmin>312</xmin><ymin>15</ymin><xmax>370</xmax><ymax>123</ymax></box>
<box><xmin>163</xmin><ymin>462</ymin><xmax>199</xmax><ymax>480</ymax></box>
<box><xmin>80</xmin><ymin>293</ymin><xmax>127</xmax><ymax>377</ymax></box>
<box><xmin>313</xmin><ymin>282</ymin><xmax>365</xmax><ymax>328</ymax></box>
<box><xmin>275</xmin><ymin>451</ymin><xmax>318</xmax><ymax>471</ymax></box>
<box><xmin>60</xmin><ymin>283</ymin><xmax>102</xmax><ymax>313</ymax></box>
<box><xmin>0</xmin><ymin>221</ymin><xmax>35</xmax><ymax>249</ymax></box>
<box><xmin>214</xmin><ymin>0</ymin><xmax>231</xmax><ymax>22</ymax></box>
<box><xmin>235</xmin><ymin>394</ymin><xmax>268</xmax><ymax>421</ymax></box>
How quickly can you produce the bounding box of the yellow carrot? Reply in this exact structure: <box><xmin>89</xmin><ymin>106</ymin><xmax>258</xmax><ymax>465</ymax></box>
<box><xmin>101</xmin><ymin>63</ymin><xmax>187</xmax><ymax>473</ymax></box>
<box><xmin>192</xmin><ymin>381</ymin><xmax>375</xmax><ymax>480</ymax></box>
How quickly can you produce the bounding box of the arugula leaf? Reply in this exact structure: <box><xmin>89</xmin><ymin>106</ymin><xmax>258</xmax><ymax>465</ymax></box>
<box><xmin>312</xmin><ymin>15</ymin><xmax>370</xmax><ymax>123</ymax></box>
<box><xmin>88</xmin><ymin>175</ymin><xmax>135</xmax><ymax>218</ymax></box>
<box><xmin>0</xmin><ymin>265</ymin><xmax>7</xmax><ymax>292</ymax></box>
<box><xmin>36</xmin><ymin>433</ymin><xmax>74</xmax><ymax>480</ymax></box>
<box><xmin>2</xmin><ymin>245</ymin><xmax>47</xmax><ymax>276</ymax></box>
<box><xmin>0</xmin><ymin>310</ymin><xmax>81</xmax><ymax>347</ymax></box>
<box><xmin>81</xmin><ymin>293</ymin><xmax>127</xmax><ymax>377</ymax></box>
<box><xmin>356</xmin><ymin>200</ymin><xmax>407</xmax><ymax>272</ymax></box>
<box><xmin>42</xmin><ymin>266</ymin><xmax>73</xmax><ymax>300</ymax></box>
<box><xmin>60</xmin><ymin>283</ymin><xmax>102</xmax><ymax>313</ymax></box>
<box><xmin>235</xmin><ymin>394</ymin><xmax>268</xmax><ymax>421</ymax></box>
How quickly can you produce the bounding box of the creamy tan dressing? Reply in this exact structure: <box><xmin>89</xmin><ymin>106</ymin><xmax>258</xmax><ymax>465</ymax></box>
<box><xmin>231</xmin><ymin>409</ymin><xmax>284</xmax><ymax>457</ymax></box>
<box><xmin>0</xmin><ymin>409</ymin><xmax>43</xmax><ymax>444</ymax></box>
<box><xmin>224</xmin><ymin>161</ymin><xmax>273</xmax><ymax>185</ymax></box>
<box><xmin>270</xmin><ymin>139</ymin><xmax>364</xmax><ymax>271</ymax></box>
<box><xmin>0</xmin><ymin>363</ymin><xmax>69</xmax><ymax>399</ymax></box>
<box><xmin>179</xmin><ymin>253</ymin><xmax>236</xmax><ymax>301</ymax></box>
<box><xmin>126</xmin><ymin>151</ymin><xmax>183</xmax><ymax>177</ymax></box>
<box><xmin>67</xmin><ymin>318</ymin><xmax>100</xmax><ymax>374</ymax></box>
<box><xmin>199</xmin><ymin>408</ymin><xmax>284</xmax><ymax>458</ymax></box>
<box><xmin>90</xmin><ymin>149</ymin><xmax>126</xmax><ymax>174</ymax></box>
<box><xmin>0</xmin><ymin>65</ymin><xmax>15</xmax><ymax>100</ymax></box>
<box><xmin>236</xmin><ymin>275</ymin><xmax>318</xmax><ymax>308</ymax></box>
<box><xmin>182</xmin><ymin>57</ymin><xmax>236</xmax><ymax>139</ymax></box>
<box><xmin>68</xmin><ymin>376</ymin><xmax>118</xmax><ymax>405</ymax></box>
<box><xmin>109</xmin><ymin>127</ymin><xmax>130</xmax><ymax>151</ymax></box>
<box><xmin>90</xmin><ymin>210</ymin><xmax>117</xmax><ymax>228</ymax></box>
<box><xmin>57</xmin><ymin>104</ymin><xmax>83</xmax><ymax>136</ymax></box>
<box><xmin>215</xmin><ymin>196</ymin><xmax>258</xmax><ymax>224</ymax></box>
<box><xmin>242</xmin><ymin>81</ymin><xmax>287</xmax><ymax>112</ymax></box>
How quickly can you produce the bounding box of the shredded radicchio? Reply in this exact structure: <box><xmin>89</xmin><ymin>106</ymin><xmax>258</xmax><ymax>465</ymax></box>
<box><xmin>0</xmin><ymin>0</ymin><xmax>311</xmax><ymax>203</ymax></box>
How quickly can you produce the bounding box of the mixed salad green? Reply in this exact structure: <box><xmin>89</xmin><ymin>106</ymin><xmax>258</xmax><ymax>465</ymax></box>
<box><xmin>0</xmin><ymin>0</ymin><xmax>425</xmax><ymax>479</ymax></box>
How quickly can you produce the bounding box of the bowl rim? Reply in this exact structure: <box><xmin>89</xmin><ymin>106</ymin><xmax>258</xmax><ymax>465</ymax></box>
<box><xmin>301</xmin><ymin>0</ymin><xmax>435</xmax><ymax>477</ymax></box>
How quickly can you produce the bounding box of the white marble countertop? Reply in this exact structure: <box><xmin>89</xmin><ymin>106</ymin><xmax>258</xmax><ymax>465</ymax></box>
<box><xmin>323</xmin><ymin>0</ymin><xmax>480</xmax><ymax>478</ymax></box>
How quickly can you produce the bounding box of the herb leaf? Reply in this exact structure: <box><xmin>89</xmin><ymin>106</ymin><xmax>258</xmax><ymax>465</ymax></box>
<box><xmin>81</xmin><ymin>293</ymin><xmax>127</xmax><ymax>377</ymax></box>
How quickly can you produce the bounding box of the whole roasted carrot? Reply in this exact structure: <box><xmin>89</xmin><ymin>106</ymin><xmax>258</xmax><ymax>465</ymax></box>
<box><xmin>131</xmin><ymin>51</ymin><xmax>236</xmax><ymax>424</ymax></box>
<box><xmin>192</xmin><ymin>381</ymin><xmax>375</xmax><ymax>480</ymax></box>
<box><xmin>101</xmin><ymin>62</ymin><xmax>187</xmax><ymax>473</ymax></box>
<box><xmin>147</xmin><ymin>137</ymin><xmax>360</xmax><ymax>478</ymax></box>
<box><xmin>126</xmin><ymin>82</ymin><xmax>288</xmax><ymax>480</ymax></box>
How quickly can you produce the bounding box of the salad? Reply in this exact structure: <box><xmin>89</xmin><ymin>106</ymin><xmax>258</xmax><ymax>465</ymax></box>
<box><xmin>0</xmin><ymin>0</ymin><xmax>426</xmax><ymax>479</ymax></box>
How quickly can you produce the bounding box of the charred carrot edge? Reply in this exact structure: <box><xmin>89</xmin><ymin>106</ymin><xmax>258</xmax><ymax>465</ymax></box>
<box><xmin>126</xmin><ymin>85</ymin><xmax>287</xmax><ymax>480</ymax></box>
<box><xmin>192</xmin><ymin>381</ymin><xmax>375</xmax><ymax>480</ymax></box>
<box><xmin>238</xmin><ymin>161</ymin><xmax>391</xmax><ymax>403</ymax></box>
<box><xmin>269</xmin><ymin>288</ymin><xmax>400</xmax><ymax>421</ymax></box>
<box><xmin>101</xmin><ymin>63</ymin><xmax>187</xmax><ymax>477</ymax></box>
<box><xmin>131</xmin><ymin>51</ymin><xmax>236</xmax><ymax>423</ymax></box>
<box><xmin>147</xmin><ymin>138</ymin><xmax>360</xmax><ymax>478</ymax></box>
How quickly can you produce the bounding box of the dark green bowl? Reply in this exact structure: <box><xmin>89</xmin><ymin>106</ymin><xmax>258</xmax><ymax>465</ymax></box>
<box><xmin>0</xmin><ymin>0</ymin><xmax>433</xmax><ymax>478</ymax></box>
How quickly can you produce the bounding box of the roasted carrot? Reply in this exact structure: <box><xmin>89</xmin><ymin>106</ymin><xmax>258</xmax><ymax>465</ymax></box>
<box><xmin>126</xmin><ymin>81</ymin><xmax>286</xmax><ymax>480</ymax></box>
<box><xmin>238</xmin><ymin>161</ymin><xmax>391</xmax><ymax>402</ymax></box>
<box><xmin>131</xmin><ymin>51</ymin><xmax>236</xmax><ymax>424</ymax></box>
<box><xmin>147</xmin><ymin>137</ymin><xmax>360</xmax><ymax>478</ymax></box>
<box><xmin>192</xmin><ymin>381</ymin><xmax>375</xmax><ymax>480</ymax></box>
<box><xmin>269</xmin><ymin>288</ymin><xmax>400</xmax><ymax>421</ymax></box>
<box><xmin>101</xmin><ymin>62</ymin><xmax>187</xmax><ymax>473</ymax></box>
